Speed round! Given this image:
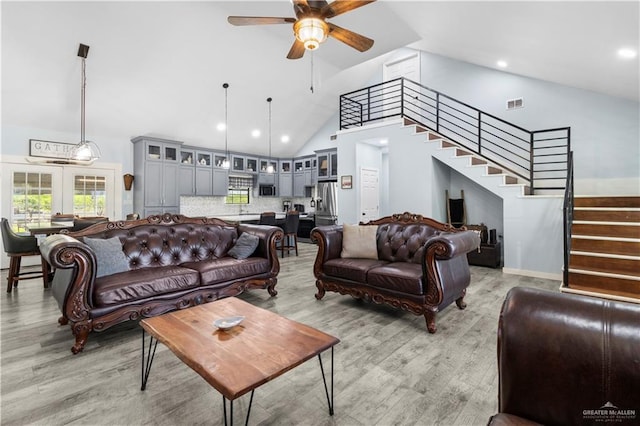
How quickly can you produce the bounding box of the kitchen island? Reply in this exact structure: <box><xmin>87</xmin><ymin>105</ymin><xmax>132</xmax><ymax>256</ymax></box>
<box><xmin>211</xmin><ymin>213</ymin><xmax>316</xmax><ymax>239</ymax></box>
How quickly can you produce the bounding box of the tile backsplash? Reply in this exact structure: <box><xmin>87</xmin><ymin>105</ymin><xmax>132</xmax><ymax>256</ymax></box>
<box><xmin>181</xmin><ymin>196</ymin><xmax>315</xmax><ymax>217</ymax></box>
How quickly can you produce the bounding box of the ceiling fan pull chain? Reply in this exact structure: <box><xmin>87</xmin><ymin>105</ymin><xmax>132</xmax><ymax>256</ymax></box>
<box><xmin>310</xmin><ymin>51</ymin><xmax>314</xmax><ymax>94</ymax></box>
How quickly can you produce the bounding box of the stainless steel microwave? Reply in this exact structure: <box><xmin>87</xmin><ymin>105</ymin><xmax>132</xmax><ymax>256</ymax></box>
<box><xmin>259</xmin><ymin>185</ymin><xmax>276</xmax><ymax>196</ymax></box>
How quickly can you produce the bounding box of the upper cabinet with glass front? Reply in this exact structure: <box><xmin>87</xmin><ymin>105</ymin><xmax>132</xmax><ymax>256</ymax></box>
<box><xmin>316</xmin><ymin>149</ymin><xmax>337</xmax><ymax>181</ymax></box>
<box><xmin>232</xmin><ymin>155</ymin><xmax>245</xmax><ymax>172</ymax></box>
<box><xmin>146</xmin><ymin>140</ymin><xmax>178</xmax><ymax>163</ymax></box>
<box><xmin>245</xmin><ymin>157</ymin><xmax>258</xmax><ymax>174</ymax></box>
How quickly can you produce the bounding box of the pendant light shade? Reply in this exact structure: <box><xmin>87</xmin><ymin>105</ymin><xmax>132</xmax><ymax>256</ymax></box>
<box><xmin>221</xmin><ymin>83</ymin><xmax>230</xmax><ymax>169</ymax></box>
<box><xmin>68</xmin><ymin>43</ymin><xmax>101</xmax><ymax>163</ymax></box>
<box><xmin>266</xmin><ymin>97</ymin><xmax>274</xmax><ymax>174</ymax></box>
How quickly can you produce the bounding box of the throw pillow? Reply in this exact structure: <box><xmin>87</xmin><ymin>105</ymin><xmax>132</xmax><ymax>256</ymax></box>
<box><xmin>341</xmin><ymin>223</ymin><xmax>378</xmax><ymax>260</ymax></box>
<box><xmin>228</xmin><ymin>232</ymin><xmax>259</xmax><ymax>260</ymax></box>
<box><xmin>84</xmin><ymin>237</ymin><xmax>129</xmax><ymax>278</ymax></box>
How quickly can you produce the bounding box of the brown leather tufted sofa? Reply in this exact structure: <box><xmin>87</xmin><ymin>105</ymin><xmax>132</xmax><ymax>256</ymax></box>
<box><xmin>489</xmin><ymin>286</ymin><xmax>640</xmax><ymax>425</ymax></box>
<box><xmin>39</xmin><ymin>214</ymin><xmax>283</xmax><ymax>354</ymax></box>
<box><xmin>311</xmin><ymin>212</ymin><xmax>480</xmax><ymax>333</ymax></box>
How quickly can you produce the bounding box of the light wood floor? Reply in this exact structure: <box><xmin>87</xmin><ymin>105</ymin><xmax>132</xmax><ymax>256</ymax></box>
<box><xmin>1</xmin><ymin>243</ymin><xmax>559</xmax><ymax>425</ymax></box>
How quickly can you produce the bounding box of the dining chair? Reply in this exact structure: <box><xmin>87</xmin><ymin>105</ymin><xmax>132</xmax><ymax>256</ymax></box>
<box><xmin>259</xmin><ymin>212</ymin><xmax>276</xmax><ymax>226</ymax></box>
<box><xmin>279</xmin><ymin>210</ymin><xmax>299</xmax><ymax>257</ymax></box>
<box><xmin>1</xmin><ymin>218</ymin><xmax>49</xmax><ymax>293</ymax></box>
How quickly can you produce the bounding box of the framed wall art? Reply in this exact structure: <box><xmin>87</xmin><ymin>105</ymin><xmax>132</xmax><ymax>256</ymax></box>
<box><xmin>341</xmin><ymin>175</ymin><xmax>352</xmax><ymax>189</ymax></box>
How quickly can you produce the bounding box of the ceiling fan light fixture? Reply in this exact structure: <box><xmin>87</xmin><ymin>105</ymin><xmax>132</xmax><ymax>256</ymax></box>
<box><xmin>295</xmin><ymin>17</ymin><xmax>328</xmax><ymax>50</ymax></box>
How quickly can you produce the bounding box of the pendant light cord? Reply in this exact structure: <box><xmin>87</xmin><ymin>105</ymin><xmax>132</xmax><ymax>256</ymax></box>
<box><xmin>310</xmin><ymin>51</ymin><xmax>314</xmax><ymax>94</ymax></box>
<box><xmin>267</xmin><ymin>97</ymin><xmax>272</xmax><ymax>159</ymax></box>
<box><xmin>223</xmin><ymin>83</ymin><xmax>229</xmax><ymax>161</ymax></box>
<box><xmin>80</xmin><ymin>57</ymin><xmax>86</xmax><ymax>142</ymax></box>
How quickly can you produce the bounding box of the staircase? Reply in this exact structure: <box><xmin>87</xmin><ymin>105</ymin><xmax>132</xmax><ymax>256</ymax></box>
<box><xmin>563</xmin><ymin>196</ymin><xmax>640</xmax><ymax>302</ymax></box>
<box><xmin>409</xmin><ymin>119</ymin><xmax>530</xmax><ymax>195</ymax></box>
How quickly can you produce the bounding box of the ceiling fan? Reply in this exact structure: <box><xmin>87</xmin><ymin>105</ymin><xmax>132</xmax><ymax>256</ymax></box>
<box><xmin>228</xmin><ymin>0</ymin><xmax>376</xmax><ymax>59</ymax></box>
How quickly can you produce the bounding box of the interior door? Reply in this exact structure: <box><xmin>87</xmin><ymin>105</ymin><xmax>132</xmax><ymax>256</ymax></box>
<box><xmin>382</xmin><ymin>53</ymin><xmax>421</xmax><ymax>120</ymax></box>
<box><xmin>360</xmin><ymin>168</ymin><xmax>380</xmax><ymax>223</ymax></box>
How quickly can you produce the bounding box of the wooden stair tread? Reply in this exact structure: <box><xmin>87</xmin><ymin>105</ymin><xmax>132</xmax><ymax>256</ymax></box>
<box><xmin>574</xmin><ymin>209</ymin><xmax>640</xmax><ymax>222</ymax></box>
<box><xmin>571</xmin><ymin>237</ymin><xmax>640</xmax><ymax>256</ymax></box>
<box><xmin>572</xmin><ymin>222</ymin><xmax>640</xmax><ymax>239</ymax></box>
<box><xmin>574</xmin><ymin>196</ymin><xmax>640</xmax><ymax>208</ymax></box>
<box><xmin>569</xmin><ymin>253</ymin><xmax>640</xmax><ymax>276</ymax></box>
<box><xmin>566</xmin><ymin>271</ymin><xmax>640</xmax><ymax>299</ymax></box>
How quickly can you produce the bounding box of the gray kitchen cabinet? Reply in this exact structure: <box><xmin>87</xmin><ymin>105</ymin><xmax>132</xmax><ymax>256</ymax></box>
<box><xmin>195</xmin><ymin>151</ymin><xmax>213</xmax><ymax>195</ymax></box>
<box><xmin>179</xmin><ymin>148</ymin><xmax>195</xmax><ymax>195</ymax></box>
<box><xmin>132</xmin><ymin>136</ymin><xmax>182</xmax><ymax>217</ymax></box>
<box><xmin>179</xmin><ymin>165</ymin><xmax>195</xmax><ymax>195</ymax></box>
<box><xmin>293</xmin><ymin>171</ymin><xmax>305</xmax><ymax>197</ymax></box>
<box><xmin>316</xmin><ymin>149</ymin><xmax>337</xmax><ymax>181</ymax></box>
<box><xmin>212</xmin><ymin>168</ymin><xmax>229</xmax><ymax>196</ymax></box>
<box><xmin>258</xmin><ymin>159</ymin><xmax>277</xmax><ymax>185</ymax></box>
<box><xmin>279</xmin><ymin>172</ymin><xmax>293</xmax><ymax>197</ymax></box>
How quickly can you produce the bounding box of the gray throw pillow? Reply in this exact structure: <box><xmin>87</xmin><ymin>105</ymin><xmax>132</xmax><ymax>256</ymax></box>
<box><xmin>227</xmin><ymin>232</ymin><xmax>259</xmax><ymax>260</ymax></box>
<box><xmin>84</xmin><ymin>237</ymin><xmax>129</xmax><ymax>278</ymax></box>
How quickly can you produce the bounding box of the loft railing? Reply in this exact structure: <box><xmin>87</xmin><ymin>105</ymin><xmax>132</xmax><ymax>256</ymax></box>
<box><xmin>562</xmin><ymin>151</ymin><xmax>574</xmax><ymax>287</ymax></box>
<box><xmin>340</xmin><ymin>77</ymin><xmax>571</xmax><ymax>193</ymax></box>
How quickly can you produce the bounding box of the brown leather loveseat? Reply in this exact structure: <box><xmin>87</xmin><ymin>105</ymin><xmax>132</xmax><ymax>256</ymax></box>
<box><xmin>490</xmin><ymin>286</ymin><xmax>640</xmax><ymax>425</ymax></box>
<box><xmin>39</xmin><ymin>214</ymin><xmax>283</xmax><ymax>354</ymax></box>
<box><xmin>311</xmin><ymin>212</ymin><xmax>480</xmax><ymax>333</ymax></box>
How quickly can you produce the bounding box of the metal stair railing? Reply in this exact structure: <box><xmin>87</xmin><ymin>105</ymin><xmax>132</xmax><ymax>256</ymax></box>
<box><xmin>339</xmin><ymin>77</ymin><xmax>571</xmax><ymax>193</ymax></box>
<box><xmin>562</xmin><ymin>151</ymin><xmax>574</xmax><ymax>287</ymax></box>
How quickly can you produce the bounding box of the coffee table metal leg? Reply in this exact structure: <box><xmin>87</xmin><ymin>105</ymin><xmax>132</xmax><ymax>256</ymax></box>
<box><xmin>222</xmin><ymin>390</ymin><xmax>254</xmax><ymax>426</ymax></box>
<box><xmin>318</xmin><ymin>346</ymin><xmax>335</xmax><ymax>416</ymax></box>
<box><xmin>141</xmin><ymin>329</ymin><xmax>159</xmax><ymax>391</ymax></box>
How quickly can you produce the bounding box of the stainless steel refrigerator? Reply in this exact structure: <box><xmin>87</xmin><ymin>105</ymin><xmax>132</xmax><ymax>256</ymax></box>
<box><xmin>315</xmin><ymin>181</ymin><xmax>338</xmax><ymax>226</ymax></box>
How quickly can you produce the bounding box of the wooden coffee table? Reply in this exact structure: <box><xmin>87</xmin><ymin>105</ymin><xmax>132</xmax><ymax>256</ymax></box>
<box><xmin>139</xmin><ymin>297</ymin><xmax>340</xmax><ymax>425</ymax></box>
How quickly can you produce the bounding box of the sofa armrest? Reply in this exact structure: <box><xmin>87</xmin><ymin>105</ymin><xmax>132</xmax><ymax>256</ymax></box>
<box><xmin>310</xmin><ymin>225</ymin><xmax>343</xmax><ymax>278</ymax></box>
<box><xmin>425</xmin><ymin>230</ymin><xmax>480</xmax><ymax>260</ymax></box>
<box><xmin>238</xmin><ymin>224</ymin><xmax>283</xmax><ymax>275</ymax></box>
<box><xmin>39</xmin><ymin>233</ymin><xmax>98</xmax><ymax>323</ymax></box>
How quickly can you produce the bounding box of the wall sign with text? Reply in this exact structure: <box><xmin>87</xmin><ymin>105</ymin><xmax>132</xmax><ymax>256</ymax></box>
<box><xmin>29</xmin><ymin>139</ymin><xmax>75</xmax><ymax>159</ymax></box>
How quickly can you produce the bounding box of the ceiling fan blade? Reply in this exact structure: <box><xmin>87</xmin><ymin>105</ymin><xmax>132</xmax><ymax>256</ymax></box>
<box><xmin>327</xmin><ymin>22</ymin><xmax>374</xmax><ymax>52</ymax></box>
<box><xmin>321</xmin><ymin>0</ymin><xmax>376</xmax><ymax>19</ymax></box>
<box><xmin>292</xmin><ymin>0</ymin><xmax>310</xmax><ymax>19</ymax></box>
<box><xmin>287</xmin><ymin>39</ymin><xmax>306</xmax><ymax>60</ymax></box>
<box><xmin>228</xmin><ymin>16</ymin><xmax>296</xmax><ymax>26</ymax></box>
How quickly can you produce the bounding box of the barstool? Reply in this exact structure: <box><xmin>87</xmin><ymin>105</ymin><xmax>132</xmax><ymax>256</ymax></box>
<box><xmin>279</xmin><ymin>211</ymin><xmax>299</xmax><ymax>257</ymax></box>
<box><xmin>259</xmin><ymin>212</ymin><xmax>276</xmax><ymax>226</ymax></box>
<box><xmin>1</xmin><ymin>218</ymin><xmax>49</xmax><ymax>293</ymax></box>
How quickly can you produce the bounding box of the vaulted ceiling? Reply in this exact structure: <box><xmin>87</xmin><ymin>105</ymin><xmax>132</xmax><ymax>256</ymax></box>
<box><xmin>2</xmin><ymin>1</ymin><xmax>638</xmax><ymax>158</ymax></box>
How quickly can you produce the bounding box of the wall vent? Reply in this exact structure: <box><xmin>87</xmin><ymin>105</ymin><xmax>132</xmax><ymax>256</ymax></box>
<box><xmin>330</xmin><ymin>134</ymin><xmax>337</xmax><ymax>140</ymax></box>
<box><xmin>506</xmin><ymin>97</ymin><xmax>524</xmax><ymax>110</ymax></box>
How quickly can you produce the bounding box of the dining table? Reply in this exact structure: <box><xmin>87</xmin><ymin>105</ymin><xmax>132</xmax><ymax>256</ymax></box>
<box><xmin>27</xmin><ymin>222</ymin><xmax>74</xmax><ymax>245</ymax></box>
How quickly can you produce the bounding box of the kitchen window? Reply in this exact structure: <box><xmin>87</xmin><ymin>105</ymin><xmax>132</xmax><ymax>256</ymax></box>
<box><xmin>226</xmin><ymin>176</ymin><xmax>253</xmax><ymax>204</ymax></box>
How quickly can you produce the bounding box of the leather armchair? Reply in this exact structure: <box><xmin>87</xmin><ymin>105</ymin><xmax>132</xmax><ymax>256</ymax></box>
<box><xmin>489</xmin><ymin>287</ymin><xmax>640</xmax><ymax>425</ymax></box>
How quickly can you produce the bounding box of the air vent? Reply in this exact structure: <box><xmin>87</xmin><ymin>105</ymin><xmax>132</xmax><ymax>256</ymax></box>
<box><xmin>330</xmin><ymin>134</ymin><xmax>337</xmax><ymax>140</ymax></box>
<box><xmin>506</xmin><ymin>97</ymin><xmax>524</xmax><ymax>110</ymax></box>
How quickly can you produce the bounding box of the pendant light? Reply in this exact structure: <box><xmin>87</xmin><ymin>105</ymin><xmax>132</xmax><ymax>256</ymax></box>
<box><xmin>266</xmin><ymin>97</ymin><xmax>274</xmax><ymax>173</ymax></box>
<box><xmin>68</xmin><ymin>43</ymin><xmax>101</xmax><ymax>162</ymax></box>
<box><xmin>221</xmin><ymin>83</ymin><xmax>230</xmax><ymax>169</ymax></box>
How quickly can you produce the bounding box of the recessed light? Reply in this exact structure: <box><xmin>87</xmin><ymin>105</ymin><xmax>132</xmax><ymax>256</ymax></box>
<box><xmin>281</xmin><ymin>135</ymin><xmax>290</xmax><ymax>143</ymax></box>
<box><xmin>216</xmin><ymin>123</ymin><xmax>226</xmax><ymax>131</ymax></box>
<box><xmin>380</xmin><ymin>138</ymin><xmax>388</xmax><ymax>145</ymax></box>
<box><xmin>251</xmin><ymin>129</ymin><xmax>261</xmax><ymax>138</ymax></box>
<box><xmin>496</xmin><ymin>60</ymin><xmax>508</xmax><ymax>68</ymax></box>
<box><xmin>617</xmin><ymin>47</ymin><xmax>637</xmax><ymax>59</ymax></box>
